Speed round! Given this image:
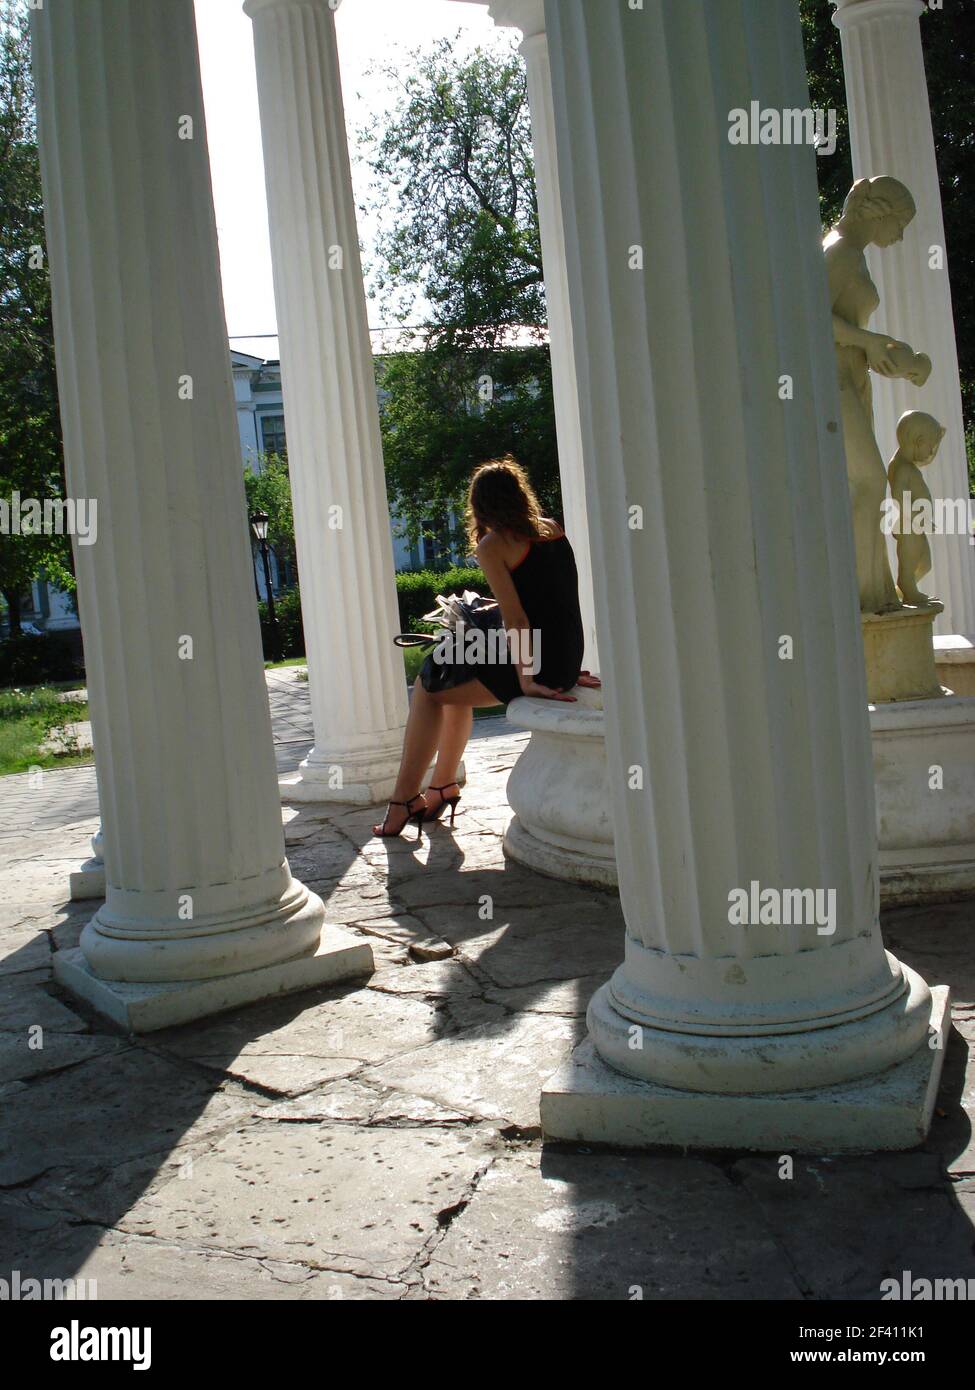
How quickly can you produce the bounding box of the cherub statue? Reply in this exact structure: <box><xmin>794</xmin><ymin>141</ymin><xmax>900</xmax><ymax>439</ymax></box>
<box><xmin>887</xmin><ymin>410</ymin><xmax>946</xmax><ymax>607</ymax></box>
<box><xmin>825</xmin><ymin>176</ymin><xmax>931</xmax><ymax>614</ymax></box>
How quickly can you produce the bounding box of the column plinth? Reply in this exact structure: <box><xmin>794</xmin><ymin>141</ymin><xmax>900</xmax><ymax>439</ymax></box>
<box><xmin>833</xmin><ymin>0</ymin><xmax>975</xmax><ymax>642</ymax></box>
<box><xmin>245</xmin><ymin>0</ymin><xmax>408</xmax><ymax>804</ymax></box>
<box><xmin>31</xmin><ymin>0</ymin><xmax>371</xmax><ymax>1028</ymax></box>
<box><xmin>539</xmin><ymin>0</ymin><xmax>946</xmax><ymax>1148</ymax></box>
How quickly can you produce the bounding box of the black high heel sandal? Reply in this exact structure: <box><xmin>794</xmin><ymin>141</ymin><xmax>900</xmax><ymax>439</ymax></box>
<box><xmin>423</xmin><ymin>782</ymin><xmax>462</xmax><ymax>826</ymax></box>
<box><xmin>374</xmin><ymin>793</ymin><xmax>426</xmax><ymax>842</ymax></box>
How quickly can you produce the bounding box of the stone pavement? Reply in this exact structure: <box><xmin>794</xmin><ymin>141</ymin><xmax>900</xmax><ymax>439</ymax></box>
<box><xmin>0</xmin><ymin>691</ymin><xmax>974</xmax><ymax>1298</ymax></box>
<box><xmin>0</xmin><ymin>668</ymin><xmax>318</xmax><ymax>841</ymax></box>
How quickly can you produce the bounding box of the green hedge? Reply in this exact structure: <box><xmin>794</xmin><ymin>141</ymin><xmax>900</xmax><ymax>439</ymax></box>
<box><xmin>395</xmin><ymin>566</ymin><xmax>489</xmax><ymax>633</ymax></box>
<box><xmin>257</xmin><ymin>587</ymin><xmax>305</xmax><ymax>660</ymax></box>
<box><xmin>255</xmin><ymin>569</ymin><xmax>490</xmax><ymax>659</ymax></box>
<box><xmin>0</xmin><ymin>633</ymin><xmax>83</xmax><ymax>688</ymax></box>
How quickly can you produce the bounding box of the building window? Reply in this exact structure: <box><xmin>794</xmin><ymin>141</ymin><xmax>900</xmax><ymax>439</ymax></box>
<box><xmin>260</xmin><ymin>414</ymin><xmax>287</xmax><ymax>458</ymax></box>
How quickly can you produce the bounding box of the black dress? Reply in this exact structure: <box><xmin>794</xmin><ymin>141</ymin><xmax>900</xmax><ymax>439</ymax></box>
<box><xmin>419</xmin><ymin>533</ymin><xmax>585</xmax><ymax>705</ymax></box>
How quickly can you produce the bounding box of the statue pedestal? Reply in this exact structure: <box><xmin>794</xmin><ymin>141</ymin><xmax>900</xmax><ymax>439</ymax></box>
<box><xmin>503</xmin><ymin>687</ymin><xmax>616</xmax><ymax>889</ymax></box>
<box><xmin>873</xmin><ymin>694</ymin><xmax>975</xmax><ymax>905</ymax></box>
<box><xmin>861</xmin><ymin>604</ymin><xmax>945</xmax><ymax>703</ymax></box>
<box><xmin>865</xmin><ymin>603</ymin><xmax>975</xmax><ymax>903</ymax></box>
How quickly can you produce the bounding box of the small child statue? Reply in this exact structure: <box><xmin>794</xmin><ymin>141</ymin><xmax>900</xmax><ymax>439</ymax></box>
<box><xmin>887</xmin><ymin>410</ymin><xmax>946</xmax><ymax>607</ymax></box>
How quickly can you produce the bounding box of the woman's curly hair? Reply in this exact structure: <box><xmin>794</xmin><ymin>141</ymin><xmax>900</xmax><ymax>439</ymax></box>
<box><xmin>465</xmin><ymin>456</ymin><xmax>549</xmax><ymax>548</ymax></box>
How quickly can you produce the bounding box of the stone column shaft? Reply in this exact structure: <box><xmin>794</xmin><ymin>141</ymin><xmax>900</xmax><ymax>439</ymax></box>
<box><xmin>245</xmin><ymin>0</ymin><xmax>408</xmax><ymax>802</ymax></box>
<box><xmin>31</xmin><ymin>0</ymin><xmax>369</xmax><ymax>1025</ymax></box>
<box><xmin>542</xmin><ymin>0</ymin><xmax>936</xmax><ymax>1110</ymax></box>
<box><xmin>518</xmin><ymin>16</ymin><xmax>598</xmax><ymax>672</ymax></box>
<box><xmin>833</xmin><ymin>0</ymin><xmax>975</xmax><ymax>638</ymax></box>
<box><xmin>446</xmin><ymin>0</ymin><xmax>599</xmax><ymax>671</ymax></box>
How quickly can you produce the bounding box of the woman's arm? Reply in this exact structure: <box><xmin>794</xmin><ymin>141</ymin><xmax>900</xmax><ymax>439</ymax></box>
<box><xmin>476</xmin><ymin>535</ymin><xmax>575</xmax><ymax>701</ymax></box>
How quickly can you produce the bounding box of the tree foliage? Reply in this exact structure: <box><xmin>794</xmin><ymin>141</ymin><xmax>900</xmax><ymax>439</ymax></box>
<box><xmin>361</xmin><ymin>36</ymin><xmax>543</xmax><ymax>336</ymax></box>
<box><xmin>359</xmin><ymin>35</ymin><xmax>560</xmax><ymax>545</ymax></box>
<box><xmin>243</xmin><ymin>453</ymin><xmax>296</xmax><ymax>585</ymax></box>
<box><xmin>0</xmin><ymin>2</ymin><xmax>71</xmax><ymax>633</ymax></box>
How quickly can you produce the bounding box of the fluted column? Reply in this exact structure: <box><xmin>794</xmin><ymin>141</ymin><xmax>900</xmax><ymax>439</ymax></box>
<box><xmin>833</xmin><ymin>0</ymin><xmax>975</xmax><ymax>640</ymax></box>
<box><xmin>31</xmin><ymin>0</ymin><xmax>370</xmax><ymax>1029</ymax></box>
<box><xmin>540</xmin><ymin>0</ymin><xmax>945</xmax><ymax>1146</ymax></box>
<box><xmin>446</xmin><ymin>0</ymin><xmax>598</xmax><ymax>671</ymax></box>
<box><xmin>245</xmin><ymin>0</ymin><xmax>408</xmax><ymax>803</ymax></box>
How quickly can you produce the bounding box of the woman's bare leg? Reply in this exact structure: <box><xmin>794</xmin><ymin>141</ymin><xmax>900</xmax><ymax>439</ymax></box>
<box><xmin>373</xmin><ymin>683</ymin><xmax>442</xmax><ymax>834</ymax></box>
<box><xmin>425</xmin><ymin>681</ymin><xmax>500</xmax><ymax>811</ymax></box>
<box><xmin>392</xmin><ymin>682</ymin><xmax>445</xmax><ymax>799</ymax></box>
<box><xmin>428</xmin><ymin>705</ymin><xmax>473</xmax><ymax>802</ymax></box>
<box><xmin>374</xmin><ymin>680</ymin><xmax>501</xmax><ymax>835</ymax></box>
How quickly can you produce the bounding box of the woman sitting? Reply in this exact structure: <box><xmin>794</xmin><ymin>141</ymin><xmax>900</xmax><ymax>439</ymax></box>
<box><xmin>374</xmin><ymin>456</ymin><xmax>597</xmax><ymax>838</ymax></box>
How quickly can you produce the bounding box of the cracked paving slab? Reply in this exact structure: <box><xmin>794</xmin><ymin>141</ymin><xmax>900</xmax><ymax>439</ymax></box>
<box><xmin>12</xmin><ymin>1224</ymin><xmax>408</xmax><ymax>1300</ymax></box>
<box><xmin>411</xmin><ymin>908</ymin><xmax>624</xmax><ymax>990</ymax></box>
<box><xmin>729</xmin><ymin>1151</ymin><xmax>975</xmax><ymax>1299</ymax></box>
<box><xmin>108</xmin><ymin>1123</ymin><xmax>495</xmax><ymax>1283</ymax></box>
<box><xmin>0</xmin><ymin>1047</ymin><xmax>251</xmax><ymax>1196</ymax></box>
<box><xmin>424</xmin><ymin>1147</ymin><xmax>803</xmax><ymax>1300</ymax></box>
<box><xmin>0</xmin><ymin>1030</ymin><xmax>122</xmax><ymax>1087</ymax></box>
<box><xmin>259</xmin><ymin>1076</ymin><xmax>473</xmax><ymax>1128</ymax></box>
<box><xmin>0</xmin><ymin>968</ymin><xmax>88</xmax><ymax>1034</ymax></box>
<box><xmin>361</xmin><ymin>1011</ymin><xmax>585</xmax><ymax>1130</ymax></box>
<box><xmin>151</xmin><ymin>985</ymin><xmax>445</xmax><ymax>1090</ymax></box>
<box><xmin>0</xmin><ymin>926</ymin><xmax>53</xmax><ymax>978</ymax></box>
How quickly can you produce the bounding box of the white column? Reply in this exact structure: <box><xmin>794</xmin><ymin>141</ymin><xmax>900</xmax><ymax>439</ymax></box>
<box><xmin>540</xmin><ymin>0</ymin><xmax>946</xmax><ymax>1150</ymax></box>
<box><xmin>31</xmin><ymin>0</ymin><xmax>370</xmax><ymax>1031</ymax></box>
<box><xmin>833</xmin><ymin>0</ymin><xmax>975</xmax><ymax>640</ymax></box>
<box><xmin>244</xmin><ymin>0</ymin><xmax>408</xmax><ymax>802</ymax></box>
<box><xmin>447</xmin><ymin>0</ymin><xmax>598</xmax><ymax>672</ymax></box>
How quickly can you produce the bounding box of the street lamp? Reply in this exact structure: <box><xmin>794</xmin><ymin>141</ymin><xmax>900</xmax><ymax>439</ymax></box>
<box><xmin>250</xmin><ymin>510</ymin><xmax>282</xmax><ymax>662</ymax></box>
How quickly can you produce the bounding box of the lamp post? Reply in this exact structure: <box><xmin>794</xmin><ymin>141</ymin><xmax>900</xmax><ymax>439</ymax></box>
<box><xmin>250</xmin><ymin>510</ymin><xmax>281</xmax><ymax>662</ymax></box>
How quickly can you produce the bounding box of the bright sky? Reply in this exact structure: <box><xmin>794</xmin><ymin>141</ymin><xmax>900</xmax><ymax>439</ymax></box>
<box><xmin>194</xmin><ymin>0</ymin><xmax>503</xmax><ymax>358</ymax></box>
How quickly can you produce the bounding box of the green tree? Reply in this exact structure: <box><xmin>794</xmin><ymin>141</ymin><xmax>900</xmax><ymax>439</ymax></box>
<box><xmin>243</xmin><ymin>453</ymin><xmax>297</xmax><ymax>588</ymax></box>
<box><xmin>800</xmin><ymin>0</ymin><xmax>975</xmax><ymax>429</ymax></box>
<box><xmin>0</xmin><ymin>1</ymin><xmax>72</xmax><ymax>633</ymax></box>
<box><xmin>359</xmin><ymin>35</ymin><xmax>560</xmax><ymax>546</ymax></box>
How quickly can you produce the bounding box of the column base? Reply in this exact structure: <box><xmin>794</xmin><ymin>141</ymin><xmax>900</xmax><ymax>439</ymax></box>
<box><xmin>541</xmin><ymin>987</ymin><xmax>949</xmax><ymax>1153</ymax></box>
<box><xmin>53</xmin><ymin>925</ymin><xmax>373</xmax><ymax>1033</ymax></box>
<box><xmin>280</xmin><ymin>753</ymin><xmax>465</xmax><ymax>805</ymax></box>
<box><xmin>279</xmin><ymin>733</ymin><xmax>404</xmax><ymax>804</ymax></box>
<box><xmin>503</xmin><ymin>814</ymin><xmax>616</xmax><ymax>889</ymax></box>
<box><xmin>69</xmin><ymin>857</ymin><xmax>106</xmax><ymax>902</ymax></box>
<box><xmin>503</xmin><ymin>688</ymin><xmax>616</xmax><ymax>888</ymax></box>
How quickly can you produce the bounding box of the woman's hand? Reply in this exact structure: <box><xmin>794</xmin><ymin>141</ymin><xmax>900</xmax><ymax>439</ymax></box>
<box><xmin>577</xmin><ymin>671</ymin><xmax>601</xmax><ymax>688</ymax></box>
<box><xmin>865</xmin><ymin>334</ymin><xmax>910</xmax><ymax>377</ymax></box>
<box><xmin>518</xmin><ymin>676</ymin><xmax>577</xmax><ymax>702</ymax></box>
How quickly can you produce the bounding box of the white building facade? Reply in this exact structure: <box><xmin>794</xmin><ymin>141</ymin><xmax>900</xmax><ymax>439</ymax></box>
<box><xmin>233</xmin><ymin>347</ymin><xmax>465</xmax><ymax>578</ymax></box>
